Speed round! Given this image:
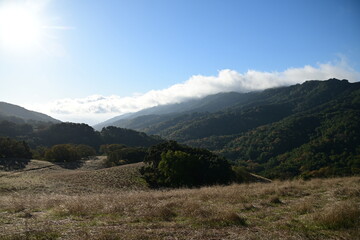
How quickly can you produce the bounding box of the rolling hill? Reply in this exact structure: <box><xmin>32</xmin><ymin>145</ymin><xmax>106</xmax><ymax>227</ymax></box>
<box><xmin>0</xmin><ymin>157</ymin><xmax>359</xmax><ymax>239</ymax></box>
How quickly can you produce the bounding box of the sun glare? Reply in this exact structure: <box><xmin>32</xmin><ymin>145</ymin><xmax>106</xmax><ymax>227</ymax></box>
<box><xmin>0</xmin><ymin>4</ymin><xmax>43</xmax><ymax>50</ymax></box>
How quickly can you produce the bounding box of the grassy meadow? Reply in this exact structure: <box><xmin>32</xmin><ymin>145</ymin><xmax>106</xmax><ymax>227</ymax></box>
<box><xmin>0</xmin><ymin>158</ymin><xmax>359</xmax><ymax>239</ymax></box>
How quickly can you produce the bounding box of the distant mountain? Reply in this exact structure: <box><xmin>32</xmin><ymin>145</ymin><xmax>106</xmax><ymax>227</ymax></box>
<box><xmin>94</xmin><ymin>91</ymin><xmax>258</xmax><ymax>130</ymax></box>
<box><xmin>96</xmin><ymin>79</ymin><xmax>360</xmax><ymax>179</ymax></box>
<box><xmin>0</xmin><ymin>102</ymin><xmax>60</xmax><ymax>124</ymax></box>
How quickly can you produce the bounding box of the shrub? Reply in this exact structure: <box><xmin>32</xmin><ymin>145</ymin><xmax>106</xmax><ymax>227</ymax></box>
<box><xmin>75</xmin><ymin>144</ymin><xmax>96</xmax><ymax>159</ymax></box>
<box><xmin>99</xmin><ymin>144</ymin><xmax>127</xmax><ymax>155</ymax></box>
<box><xmin>45</xmin><ymin>144</ymin><xmax>96</xmax><ymax>162</ymax></box>
<box><xmin>0</xmin><ymin>137</ymin><xmax>32</xmax><ymax>159</ymax></box>
<box><xmin>104</xmin><ymin>146</ymin><xmax>147</xmax><ymax>167</ymax></box>
<box><xmin>45</xmin><ymin>144</ymin><xmax>78</xmax><ymax>162</ymax></box>
<box><xmin>140</xmin><ymin>141</ymin><xmax>234</xmax><ymax>188</ymax></box>
<box><xmin>31</xmin><ymin>146</ymin><xmax>48</xmax><ymax>160</ymax></box>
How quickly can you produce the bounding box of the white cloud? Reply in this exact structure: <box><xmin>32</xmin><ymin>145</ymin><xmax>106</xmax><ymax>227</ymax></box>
<box><xmin>31</xmin><ymin>61</ymin><xmax>360</xmax><ymax>125</ymax></box>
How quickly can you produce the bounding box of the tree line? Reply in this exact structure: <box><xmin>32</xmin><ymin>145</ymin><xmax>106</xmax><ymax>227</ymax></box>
<box><xmin>0</xmin><ymin>122</ymin><xmax>162</xmax><ymax>162</ymax></box>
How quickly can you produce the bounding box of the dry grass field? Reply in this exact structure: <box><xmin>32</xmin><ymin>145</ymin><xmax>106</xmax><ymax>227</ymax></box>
<box><xmin>0</xmin><ymin>158</ymin><xmax>359</xmax><ymax>239</ymax></box>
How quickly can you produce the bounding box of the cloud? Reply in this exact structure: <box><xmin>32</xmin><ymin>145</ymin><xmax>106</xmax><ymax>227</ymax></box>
<box><xmin>35</xmin><ymin>61</ymin><xmax>360</xmax><ymax>125</ymax></box>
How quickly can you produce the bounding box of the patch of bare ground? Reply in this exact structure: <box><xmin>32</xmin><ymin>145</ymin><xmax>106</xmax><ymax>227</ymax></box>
<box><xmin>0</xmin><ymin>160</ymin><xmax>359</xmax><ymax>239</ymax></box>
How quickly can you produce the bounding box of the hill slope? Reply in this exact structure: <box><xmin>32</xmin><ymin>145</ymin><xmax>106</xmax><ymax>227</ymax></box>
<box><xmin>97</xmin><ymin>79</ymin><xmax>360</xmax><ymax>179</ymax></box>
<box><xmin>144</xmin><ymin>79</ymin><xmax>356</xmax><ymax>141</ymax></box>
<box><xmin>1</xmin><ymin>161</ymin><xmax>359</xmax><ymax>239</ymax></box>
<box><xmin>0</xmin><ymin>102</ymin><xmax>60</xmax><ymax>124</ymax></box>
<box><xmin>93</xmin><ymin>91</ymin><xmax>258</xmax><ymax>130</ymax></box>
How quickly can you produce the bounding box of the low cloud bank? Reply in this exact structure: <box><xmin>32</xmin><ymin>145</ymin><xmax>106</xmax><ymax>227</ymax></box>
<box><xmin>35</xmin><ymin>61</ymin><xmax>360</xmax><ymax>125</ymax></box>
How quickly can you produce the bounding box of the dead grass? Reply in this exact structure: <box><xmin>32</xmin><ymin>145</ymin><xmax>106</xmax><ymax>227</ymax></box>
<box><xmin>313</xmin><ymin>200</ymin><xmax>360</xmax><ymax>229</ymax></box>
<box><xmin>0</xmin><ymin>159</ymin><xmax>359</xmax><ymax>239</ymax></box>
<box><xmin>293</xmin><ymin>198</ymin><xmax>316</xmax><ymax>214</ymax></box>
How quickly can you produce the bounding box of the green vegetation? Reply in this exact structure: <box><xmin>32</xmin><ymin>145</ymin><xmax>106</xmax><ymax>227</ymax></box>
<box><xmin>35</xmin><ymin>122</ymin><xmax>101</xmax><ymax>148</ymax></box>
<box><xmin>0</xmin><ymin>137</ymin><xmax>32</xmax><ymax>159</ymax></box>
<box><xmin>0</xmin><ymin>121</ymin><xmax>33</xmax><ymax>138</ymax></box>
<box><xmin>140</xmin><ymin>141</ymin><xmax>234</xmax><ymax>187</ymax></box>
<box><xmin>0</xmin><ymin>122</ymin><xmax>162</xmax><ymax>164</ymax></box>
<box><xmin>101</xmin><ymin>126</ymin><xmax>162</xmax><ymax>147</ymax></box>
<box><xmin>44</xmin><ymin>144</ymin><xmax>96</xmax><ymax>162</ymax></box>
<box><xmin>108</xmin><ymin>79</ymin><xmax>360</xmax><ymax>180</ymax></box>
<box><xmin>101</xmin><ymin>144</ymin><xmax>147</xmax><ymax>167</ymax></box>
<box><xmin>219</xmin><ymin>87</ymin><xmax>360</xmax><ymax>179</ymax></box>
<box><xmin>0</xmin><ymin>122</ymin><xmax>162</xmax><ymax>150</ymax></box>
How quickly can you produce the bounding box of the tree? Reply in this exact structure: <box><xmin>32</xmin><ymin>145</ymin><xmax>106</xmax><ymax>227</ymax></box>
<box><xmin>105</xmin><ymin>147</ymin><xmax>147</xmax><ymax>167</ymax></box>
<box><xmin>99</xmin><ymin>144</ymin><xmax>127</xmax><ymax>155</ymax></box>
<box><xmin>44</xmin><ymin>144</ymin><xmax>96</xmax><ymax>162</ymax></box>
<box><xmin>36</xmin><ymin>123</ymin><xmax>101</xmax><ymax>148</ymax></box>
<box><xmin>0</xmin><ymin>137</ymin><xmax>32</xmax><ymax>159</ymax></box>
<box><xmin>158</xmin><ymin>150</ymin><xmax>202</xmax><ymax>187</ymax></box>
<box><xmin>140</xmin><ymin>141</ymin><xmax>234</xmax><ymax>188</ymax></box>
<box><xmin>100</xmin><ymin>126</ymin><xmax>162</xmax><ymax>147</ymax></box>
<box><xmin>45</xmin><ymin>144</ymin><xmax>78</xmax><ymax>162</ymax></box>
<box><xmin>75</xmin><ymin>144</ymin><xmax>96</xmax><ymax>159</ymax></box>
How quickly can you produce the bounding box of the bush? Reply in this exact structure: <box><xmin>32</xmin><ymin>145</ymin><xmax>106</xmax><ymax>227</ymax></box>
<box><xmin>140</xmin><ymin>141</ymin><xmax>234</xmax><ymax>188</ymax></box>
<box><xmin>45</xmin><ymin>144</ymin><xmax>96</xmax><ymax>162</ymax></box>
<box><xmin>158</xmin><ymin>150</ymin><xmax>200</xmax><ymax>187</ymax></box>
<box><xmin>31</xmin><ymin>146</ymin><xmax>48</xmax><ymax>160</ymax></box>
<box><xmin>104</xmin><ymin>146</ymin><xmax>147</xmax><ymax>167</ymax></box>
<box><xmin>0</xmin><ymin>137</ymin><xmax>32</xmax><ymax>159</ymax></box>
<box><xmin>75</xmin><ymin>144</ymin><xmax>96</xmax><ymax>159</ymax></box>
<box><xmin>99</xmin><ymin>144</ymin><xmax>127</xmax><ymax>155</ymax></box>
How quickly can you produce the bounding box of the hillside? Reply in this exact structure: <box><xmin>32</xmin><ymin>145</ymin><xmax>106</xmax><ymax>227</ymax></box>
<box><xmin>0</xmin><ymin>102</ymin><xmax>60</xmax><ymax>124</ymax></box>
<box><xmin>0</xmin><ymin>160</ymin><xmax>359</xmax><ymax>239</ymax></box>
<box><xmin>97</xmin><ymin>79</ymin><xmax>360</xmax><ymax>179</ymax></box>
<box><xmin>0</xmin><ymin>157</ymin><xmax>147</xmax><ymax>194</ymax></box>
<box><xmin>97</xmin><ymin>79</ymin><xmax>356</xmax><ymax>140</ymax></box>
<box><xmin>144</xmin><ymin>79</ymin><xmax>357</xmax><ymax>140</ymax></box>
<box><xmin>93</xmin><ymin>91</ymin><xmax>258</xmax><ymax>130</ymax></box>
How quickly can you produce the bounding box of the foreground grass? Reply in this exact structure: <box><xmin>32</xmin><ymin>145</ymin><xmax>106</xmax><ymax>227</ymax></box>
<box><xmin>0</xmin><ymin>160</ymin><xmax>359</xmax><ymax>239</ymax></box>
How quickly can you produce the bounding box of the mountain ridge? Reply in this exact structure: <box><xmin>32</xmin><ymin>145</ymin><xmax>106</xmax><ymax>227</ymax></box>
<box><xmin>93</xmin><ymin>78</ymin><xmax>360</xmax><ymax>178</ymax></box>
<box><xmin>0</xmin><ymin>101</ymin><xmax>60</xmax><ymax>124</ymax></box>
<box><xmin>93</xmin><ymin>91</ymin><xmax>258</xmax><ymax>130</ymax></box>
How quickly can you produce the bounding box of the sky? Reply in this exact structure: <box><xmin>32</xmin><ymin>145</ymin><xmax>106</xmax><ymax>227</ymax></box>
<box><xmin>0</xmin><ymin>0</ymin><xmax>359</xmax><ymax>125</ymax></box>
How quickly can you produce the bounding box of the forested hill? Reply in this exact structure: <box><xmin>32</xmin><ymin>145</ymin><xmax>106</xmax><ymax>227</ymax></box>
<box><xmin>98</xmin><ymin>79</ymin><xmax>357</xmax><ymax>140</ymax></box>
<box><xmin>93</xmin><ymin>91</ymin><xmax>259</xmax><ymax>130</ymax></box>
<box><xmin>150</xmin><ymin>79</ymin><xmax>357</xmax><ymax>141</ymax></box>
<box><xmin>98</xmin><ymin>78</ymin><xmax>360</xmax><ymax>179</ymax></box>
<box><xmin>0</xmin><ymin>102</ymin><xmax>60</xmax><ymax>125</ymax></box>
<box><xmin>178</xmin><ymin>79</ymin><xmax>360</xmax><ymax>179</ymax></box>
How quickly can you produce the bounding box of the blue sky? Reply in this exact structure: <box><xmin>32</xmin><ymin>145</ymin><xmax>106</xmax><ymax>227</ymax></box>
<box><xmin>0</xmin><ymin>0</ymin><xmax>359</xmax><ymax>124</ymax></box>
